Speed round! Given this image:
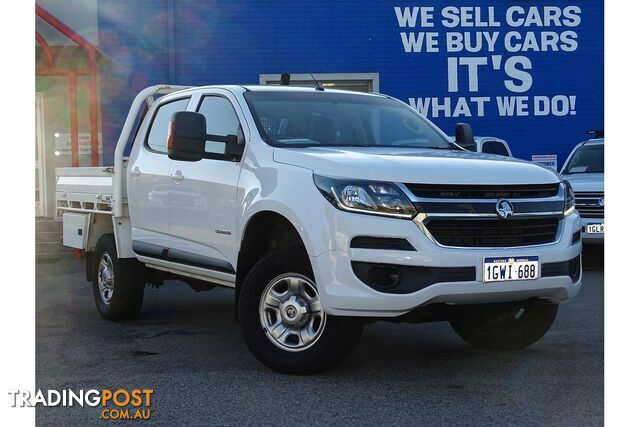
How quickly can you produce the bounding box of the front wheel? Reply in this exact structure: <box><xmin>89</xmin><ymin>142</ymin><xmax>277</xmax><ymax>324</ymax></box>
<box><xmin>92</xmin><ymin>234</ymin><xmax>144</xmax><ymax>321</ymax></box>
<box><xmin>449</xmin><ymin>300</ymin><xmax>558</xmax><ymax>350</ymax></box>
<box><xmin>238</xmin><ymin>248</ymin><xmax>362</xmax><ymax>374</ymax></box>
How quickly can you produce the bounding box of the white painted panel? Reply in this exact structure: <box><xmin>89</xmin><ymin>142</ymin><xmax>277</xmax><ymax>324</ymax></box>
<box><xmin>62</xmin><ymin>212</ymin><xmax>89</xmax><ymax>249</ymax></box>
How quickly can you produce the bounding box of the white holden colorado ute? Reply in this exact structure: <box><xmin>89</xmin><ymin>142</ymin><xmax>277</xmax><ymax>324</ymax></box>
<box><xmin>57</xmin><ymin>85</ymin><xmax>583</xmax><ymax>374</ymax></box>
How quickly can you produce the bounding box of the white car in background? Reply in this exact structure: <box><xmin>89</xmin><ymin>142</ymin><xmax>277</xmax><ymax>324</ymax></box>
<box><xmin>473</xmin><ymin>136</ymin><xmax>513</xmax><ymax>157</ymax></box>
<box><xmin>449</xmin><ymin>135</ymin><xmax>513</xmax><ymax>157</ymax></box>
<box><xmin>561</xmin><ymin>137</ymin><xmax>604</xmax><ymax>244</ymax></box>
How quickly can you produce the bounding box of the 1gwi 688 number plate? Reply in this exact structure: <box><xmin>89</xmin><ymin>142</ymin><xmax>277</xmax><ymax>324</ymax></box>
<box><xmin>483</xmin><ymin>256</ymin><xmax>539</xmax><ymax>283</ymax></box>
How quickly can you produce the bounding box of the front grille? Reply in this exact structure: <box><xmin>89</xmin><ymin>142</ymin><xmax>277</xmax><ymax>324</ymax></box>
<box><xmin>425</xmin><ymin>217</ymin><xmax>560</xmax><ymax>247</ymax></box>
<box><xmin>404</xmin><ymin>183</ymin><xmax>559</xmax><ymax>199</ymax></box>
<box><xmin>574</xmin><ymin>192</ymin><xmax>604</xmax><ymax>218</ymax></box>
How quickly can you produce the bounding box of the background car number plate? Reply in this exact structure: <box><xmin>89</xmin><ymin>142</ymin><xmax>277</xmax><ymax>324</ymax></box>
<box><xmin>586</xmin><ymin>223</ymin><xmax>604</xmax><ymax>234</ymax></box>
<box><xmin>483</xmin><ymin>256</ymin><xmax>539</xmax><ymax>283</ymax></box>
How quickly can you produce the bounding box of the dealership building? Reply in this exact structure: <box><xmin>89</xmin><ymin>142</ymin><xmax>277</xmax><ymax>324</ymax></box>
<box><xmin>36</xmin><ymin>0</ymin><xmax>603</xmax><ymax>218</ymax></box>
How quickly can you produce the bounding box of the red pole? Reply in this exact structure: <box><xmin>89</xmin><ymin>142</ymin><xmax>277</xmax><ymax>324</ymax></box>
<box><xmin>88</xmin><ymin>50</ymin><xmax>99</xmax><ymax>166</ymax></box>
<box><xmin>68</xmin><ymin>73</ymin><xmax>79</xmax><ymax>167</ymax></box>
<box><xmin>35</xmin><ymin>31</ymin><xmax>54</xmax><ymax>68</ymax></box>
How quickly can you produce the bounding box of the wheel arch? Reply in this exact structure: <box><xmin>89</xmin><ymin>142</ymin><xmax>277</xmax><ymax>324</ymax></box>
<box><xmin>84</xmin><ymin>215</ymin><xmax>135</xmax><ymax>282</ymax></box>
<box><xmin>235</xmin><ymin>209</ymin><xmax>313</xmax><ymax>319</ymax></box>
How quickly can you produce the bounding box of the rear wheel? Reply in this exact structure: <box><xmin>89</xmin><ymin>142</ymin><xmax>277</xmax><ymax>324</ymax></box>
<box><xmin>92</xmin><ymin>235</ymin><xmax>144</xmax><ymax>321</ymax></box>
<box><xmin>449</xmin><ymin>300</ymin><xmax>558</xmax><ymax>350</ymax></box>
<box><xmin>238</xmin><ymin>248</ymin><xmax>362</xmax><ymax>374</ymax></box>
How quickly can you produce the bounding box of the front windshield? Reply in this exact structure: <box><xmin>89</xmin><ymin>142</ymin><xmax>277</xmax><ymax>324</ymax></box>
<box><xmin>562</xmin><ymin>144</ymin><xmax>604</xmax><ymax>174</ymax></box>
<box><xmin>244</xmin><ymin>91</ymin><xmax>456</xmax><ymax>149</ymax></box>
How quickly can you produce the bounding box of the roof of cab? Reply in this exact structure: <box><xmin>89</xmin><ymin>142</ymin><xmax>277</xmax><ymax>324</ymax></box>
<box><xmin>582</xmin><ymin>138</ymin><xmax>604</xmax><ymax>146</ymax></box>
<box><xmin>244</xmin><ymin>85</ymin><xmax>387</xmax><ymax>98</ymax></box>
<box><xmin>174</xmin><ymin>84</ymin><xmax>385</xmax><ymax>97</ymax></box>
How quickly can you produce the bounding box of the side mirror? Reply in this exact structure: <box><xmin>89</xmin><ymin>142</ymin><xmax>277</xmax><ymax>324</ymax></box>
<box><xmin>454</xmin><ymin>123</ymin><xmax>475</xmax><ymax>150</ymax></box>
<box><xmin>168</xmin><ymin>111</ymin><xmax>206</xmax><ymax>162</ymax></box>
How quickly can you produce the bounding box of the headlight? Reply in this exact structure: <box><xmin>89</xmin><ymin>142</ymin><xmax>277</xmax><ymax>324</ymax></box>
<box><xmin>313</xmin><ymin>175</ymin><xmax>417</xmax><ymax>219</ymax></box>
<box><xmin>563</xmin><ymin>180</ymin><xmax>576</xmax><ymax>216</ymax></box>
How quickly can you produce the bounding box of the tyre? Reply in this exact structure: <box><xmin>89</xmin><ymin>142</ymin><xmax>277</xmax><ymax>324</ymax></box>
<box><xmin>449</xmin><ymin>300</ymin><xmax>558</xmax><ymax>350</ymax></box>
<box><xmin>92</xmin><ymin>234</ymin><xmax>144</xmax><ymax>321</ymax></box>
<box><xmin>238</xmin><ymin>248</ymin><xmax>363</xmax><ymax>374</ymax></box>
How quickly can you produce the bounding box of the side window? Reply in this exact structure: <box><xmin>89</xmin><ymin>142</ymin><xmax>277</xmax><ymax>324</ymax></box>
<box><xmin>146</xmin><ymin>98</ymin><xmax>190</xmax><ymax>153</ymax></box>
<box><xmin>482</xmin><ymin>140</ymin><xmax>509</xmax><ymax>156</ymax></box>
<box><xmin>197</xmin><ymin>96</ymin><xmax>242</xmax><ymax>154</ymax></box>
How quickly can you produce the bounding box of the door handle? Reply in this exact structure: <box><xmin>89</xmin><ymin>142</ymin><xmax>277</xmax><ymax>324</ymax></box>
<box><xmin>170</xmin><ymin>170</ymin><xmax>184</xmax><ymax>182</ymax></box>
<box><xmin>130</xmin><ymin>166</ymin><xmax>141</xmax><ymax>177</ymax></box>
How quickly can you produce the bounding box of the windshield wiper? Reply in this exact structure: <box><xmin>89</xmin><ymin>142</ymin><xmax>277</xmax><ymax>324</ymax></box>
<box><xmin>423</xmin><ymin>146</ymin><xmax>459</xmax><ymax>150</ymax></box>
<box><xmin>375</xmin><ymin>144</ymin><xmax>460</xmax><ymax>150</ymax></box>
<box><xmin>564</xmin><ymin>171</ymin><xmax>603</xmax><ymax>175</ymax></box>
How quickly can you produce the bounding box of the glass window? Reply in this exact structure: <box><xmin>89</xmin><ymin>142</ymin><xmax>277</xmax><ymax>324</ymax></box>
<box><xmin>244</xmin><ymin>91</ymin><xmax>455</xmax><ymax>150</ymax></box>
<box><xmin>197</xmin><ymin>96</ymin><xmax>241</xmax><ymax>154</ymax></box>
<box><xmin>147</xmin><ymin>98</ymin><xmax>190</xmax><ymax>153</ymax></box>
<box><xmin>562</xmin><ymin>144</ymin><xmax>604</xmax><ymax>174</ymax></box>
<box><xmin>482</xmin><ymin>140</ymin><xmax>509</xmax><ymax>156</ymax></box>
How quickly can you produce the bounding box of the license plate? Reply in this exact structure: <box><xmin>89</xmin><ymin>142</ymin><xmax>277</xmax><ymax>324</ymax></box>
<box><xmin>483</xmin><ymin>256</ymin><xmax>540</xmax><ymax>283</ymax></box>
<box><xmin>586</xmin><ymin>223</ymin><xmax>604</xmax><ymax>234</ymax></box>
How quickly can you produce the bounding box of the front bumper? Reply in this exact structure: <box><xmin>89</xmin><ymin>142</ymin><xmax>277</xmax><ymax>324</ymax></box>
<box><xmin>310</xmin><ymin>211</ymin><xmax>583</xmax><ymax>317</ymax></box>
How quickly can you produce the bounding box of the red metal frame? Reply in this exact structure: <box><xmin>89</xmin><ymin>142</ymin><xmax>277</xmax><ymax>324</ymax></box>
<box><xmin>36</xmin><ymin>4</ymin><xmax>99</xmax><ymax>167</ymax></box>
<box><xmin>35</xmin><ymin>31</ymin><xmax>54</xmax><ymax>68</ymax></box>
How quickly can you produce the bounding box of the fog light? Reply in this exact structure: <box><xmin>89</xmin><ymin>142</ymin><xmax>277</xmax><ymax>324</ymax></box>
<box><xmin>368</xmin><ymin>266</ymin><xmax>400</xmax><ymax>289</ymax></box>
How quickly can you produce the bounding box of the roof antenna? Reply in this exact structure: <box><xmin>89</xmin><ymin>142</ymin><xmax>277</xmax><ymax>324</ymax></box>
<box><xmin>309</xmin><ymin>72</ymin><xmax>324</xmax><ymax>91</ymax></box>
